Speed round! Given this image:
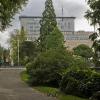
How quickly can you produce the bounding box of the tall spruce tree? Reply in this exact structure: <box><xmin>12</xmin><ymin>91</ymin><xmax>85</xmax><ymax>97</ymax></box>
<box><xmin>39</xmin><ymin>0</ymin><xmax>64</xmax><ymax>51</ymax></box>
<box><xmin>44</xmin><ymin>27</ymin><xmax>64</xmax><ymax>50</ymax></box>
<box><xmin>39</xmin><ymin>0</ymin><xmax>57</xmax><ymax>51</ymax></box>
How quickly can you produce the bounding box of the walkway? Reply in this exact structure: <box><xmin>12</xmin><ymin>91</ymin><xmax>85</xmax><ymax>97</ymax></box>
<box><xmin>0</xmin><ymin>68</ymin><xmax>57</xmax><ymax>100</ymax></box>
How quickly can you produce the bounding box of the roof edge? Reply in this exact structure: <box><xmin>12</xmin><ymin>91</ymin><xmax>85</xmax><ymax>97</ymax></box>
<box><xmin>19</xmin><ymin>16</ymin><xmax>76</xmax><ymax>19</ymax></box>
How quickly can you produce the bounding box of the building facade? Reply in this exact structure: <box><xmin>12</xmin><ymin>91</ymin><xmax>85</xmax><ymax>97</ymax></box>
<box><xmin>64</xmin><ymin>31</ymin><xmax>93</xmax><ymax>49</ymax></box>
<box><xmin>19</xmin><ymin>16</ymin><xmax>93</xmax><ymax>49</ymax></box>
<box><xmin>19</xmin><ymin>16</ymin><xmax>75</xmax><ymax>41</ymax></box>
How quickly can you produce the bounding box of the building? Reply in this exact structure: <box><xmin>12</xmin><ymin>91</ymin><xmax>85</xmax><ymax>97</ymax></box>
<box><xmin>19</xmin><ymin>16</ymin><xmax>93</xmax><ymax>49</ymax></box>
<box><xmin>64</xmin><ymin>31</ymin><xmax>93</xmax><ymax>49</ymax></box>
<box><xmin>19</xmin><ymin>16</ymin><xmax>75</xmax><ymax>41</ymax></box>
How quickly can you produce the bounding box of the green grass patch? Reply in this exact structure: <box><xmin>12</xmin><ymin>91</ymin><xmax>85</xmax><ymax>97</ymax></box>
<box><xmin>20</xmin><ymin>71</ymin><xmax>30</xmax><ymax>83</ymax></box>
<box><xmin>21</xmin><ymin>71</ymin><xmax>89</xmax><ymax>100</ymax></box>
<box><xmin>34</xmin><ymin>86</ymin><xmax>89</xmax><ymax>100</ymax></box>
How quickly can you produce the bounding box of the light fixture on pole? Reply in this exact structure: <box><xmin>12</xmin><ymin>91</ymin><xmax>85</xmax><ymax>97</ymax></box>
<box><xmin>17</xmin><ymin>38</ymin><xmax>20</xmax><ymax>66</ymax></box>
<box><xmin>15</xmin><ymin>30</ymin><xmax>20</xmax><ymax>67</ymax></box>
<box><xmin>0</xmin><ymin>2</ymin><xmax>2</xmax><ymax>30</ymax></box>
<box><xmin>0</xmin><ymin>14</ymin><xmax>1</xmax><ymax>30</ymax></box>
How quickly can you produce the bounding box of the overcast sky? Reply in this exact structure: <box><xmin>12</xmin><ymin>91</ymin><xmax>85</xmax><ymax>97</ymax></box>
<box><xmin>0</xmin><ymin>0</ymin><xmax>94</xmax><ymax>48</ymax></box>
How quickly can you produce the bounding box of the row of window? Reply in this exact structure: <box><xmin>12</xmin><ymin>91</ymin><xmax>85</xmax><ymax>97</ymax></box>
<box><xmin>65</xmin><ymin>36</ymin><xmax>89</xmax><ymax>40</ymax></box>
<box><xmin>27</xmin><ymin>21</ymin><xmax>72</xmax><ymax>33</ymax></box>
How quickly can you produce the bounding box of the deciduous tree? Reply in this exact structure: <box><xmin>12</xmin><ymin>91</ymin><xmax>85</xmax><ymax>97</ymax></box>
<box><xmin>0</xmin><ymin>0</ymin><xmax>28</xmax><ymax>30</ymax></box>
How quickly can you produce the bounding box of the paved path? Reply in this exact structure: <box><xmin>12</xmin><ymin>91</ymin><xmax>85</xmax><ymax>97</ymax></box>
<box><xmin>0</xmin><ymin>69</ymin><xmax>57</xmax><ymax>100</ymax></box>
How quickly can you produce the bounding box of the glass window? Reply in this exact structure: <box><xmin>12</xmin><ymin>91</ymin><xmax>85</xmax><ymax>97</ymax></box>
<box><xmin>68</xmin><ymin>22</ymin><xmax>70</xmax><ymax>29</ymax></box>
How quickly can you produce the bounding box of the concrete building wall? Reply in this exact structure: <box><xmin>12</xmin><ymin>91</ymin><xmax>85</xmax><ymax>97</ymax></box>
<box><xmin>56</xmin><ymin>18</ymin><xmax>75</xmax><ymax>32</ymax></box>
<box><xmin>19</xmin><ymin>16</ymin><xmax>93</xmax><ymax>49</ymax></box>
<box><xmin>65</xmin><ymin>40</ymin><xmax>93</xmax><ymax>50</ymax></box>
<box><xmin>64</xmin><ymin>31</ymin><xmax>93</xmax><ymax>50</ymax></box>
<box><xmin>19</xmin><ymin>16</ymin><xmax>75</xmax><ymax>41</ymax></box>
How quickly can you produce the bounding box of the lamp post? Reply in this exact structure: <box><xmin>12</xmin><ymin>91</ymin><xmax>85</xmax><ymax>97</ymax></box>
<box><xmin>15</xmin><ymin>30</ymin><xmax>20</xmax><ymax>67</ymax></box>
<box><xmin>17</xmin><ymin>38</ymin><xmax>20</xmax><ymax>67</ymax></box>
<box><xmin>0</xmin><ymin>15</ymin><xmax>1</xmax><ymax>30</ymax></box>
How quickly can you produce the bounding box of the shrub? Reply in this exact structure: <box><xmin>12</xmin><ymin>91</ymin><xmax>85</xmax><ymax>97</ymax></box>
<box><xmin>26</xmin><ymin>49</ymin><xmax>73</xmax><ymax>87</ymax></box>
<box><xmin>72</xmin><ymin>55</ymin><xmax>91</xmax><ymax>68</ymax></box>
<box><xmin>90</xmin><ymin>91</ymin><xmax>100</xmax><ymax>100</ymax></box>
<box><xmin>60</xmin><ymin>68</ymin><xmax>100</xmax><ymax>98</ymax></box>
<box><xmin>73</xmin><ymin>44</ymin><xmax>93</xmax><ymax>59</ymax></box>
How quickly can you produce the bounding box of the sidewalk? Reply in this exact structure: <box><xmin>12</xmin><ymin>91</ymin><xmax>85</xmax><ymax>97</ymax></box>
<box><xmin>0</xmin><ymin>69</ymin><xmax>57</xmax><ymax>100</ymax></box>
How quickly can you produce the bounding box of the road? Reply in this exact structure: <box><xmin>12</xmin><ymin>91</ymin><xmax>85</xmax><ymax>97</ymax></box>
<box><xmin>0</xmin><ymin>68</ymin><xmax>57</xmax><ymax>100</ymax></box>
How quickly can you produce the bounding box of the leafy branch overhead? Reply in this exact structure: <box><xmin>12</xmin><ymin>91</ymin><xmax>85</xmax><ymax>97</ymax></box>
<box><xmin>85</xmin><ymin>0</ymin><xmax>100</xmax><ymax>27</ymax></box>
<box><xmin>0</xmin><ymin>0</ymin><xmax>28</xmax><ymax>30</ymax></box>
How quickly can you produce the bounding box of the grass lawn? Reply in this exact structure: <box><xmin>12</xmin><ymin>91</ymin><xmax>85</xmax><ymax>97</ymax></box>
<box><xmin>34</xmin><ymin>86</ymin><xmax>89</xmax><ymax>100</ymax></box>
<box><xmin>21</xmin><ymin>71</ymin><xmax>89</xmax><ymax>100</ymax></box>
<box><xmin>20</xmin><ymin>71</ymin><xmax>30</xmax><ymax>83</ymax></box>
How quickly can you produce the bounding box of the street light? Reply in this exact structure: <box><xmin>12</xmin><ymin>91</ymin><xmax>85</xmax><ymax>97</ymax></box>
<box><xmin>17</xmin><ymin>38</ymin><xmax>20</xmax><ymax>67</ymax></box>
<box><xmin>15</xmin><ymin>30</ymin><xmax>20</xmax><ymax>67</ymax></box>
<box><xmin>0</xmin><ymin>15</ymin><xmax>1</xmax><ymax>30</ymax></box>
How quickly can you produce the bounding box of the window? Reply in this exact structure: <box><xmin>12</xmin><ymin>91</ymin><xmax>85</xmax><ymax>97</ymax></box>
<box><xmin>65</xmin><ymin>22</ymin><xmax>67</xmax><ymax>27</ymax></box>
<box><xmin>27</xmin><ymin>23</ymin><xmax>34</xmax><ymax>32</ymax></box>
<box><xmin>68</xmin><ymin>22</ymin><xmax>70</xmax><ymax>29</ymax></box>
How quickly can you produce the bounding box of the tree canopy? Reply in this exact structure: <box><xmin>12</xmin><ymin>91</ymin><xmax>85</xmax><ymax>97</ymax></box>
<box><xmin>39</xmin><ymin>0</ymin><xmax>64</xmax><ymax>51</ymax></box>
<box><xmin>0</xmin><ymin>0</ymin><xmax>28</xmax><ymax>30</ymax></box>
<box><xmin>73</xmin><ymin>44</ymin><xmax>93</xmax><ymax>59</ymax></box>
<box><xmin>85</xmin><ymin>0</ymin><xmax>100</xmax><ymax>27</ymax></box>
<box><xmin>85</xmin><ymin>0</ymin><xmax>100</xmax><ymax>67</ymax></box>
<box><xmin>9</xmin><ymin>27</ymin><xmax>27</xmax><ymax>65</ymax></box>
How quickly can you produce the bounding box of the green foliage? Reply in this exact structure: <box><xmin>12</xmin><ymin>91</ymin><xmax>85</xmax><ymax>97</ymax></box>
<box><xmin>26</xmin><ymin>46</ymin><xmax>90</xmax><ymax>87</ymax></box>
<box><xmin>90</xmin><ymin>91</ymin><xmax>100</xmax><ymax>100</ymax></box>
<box><xmin>60</xmin><ymin>68</ymin><xmax>100</xmax><ymax>98</ymax></box>
<box><xmin>0</xmin><ymin>45</ymin><xmax>9</xmax><ymax>64</ymax></box>
<box><xmin>26</xmin><ymin>49</ymin><xmax>73</xmax><ymax>87</ymax></box>
<box><xmin>39</xmin><ymin>0</ymin><xmax>63</xmax><ymax>51</ymax></box>
<box><xmin>44</xmin><ymin>27</ymin><xmax>64</xmax><ymax>50</ymax></box>
<box><xmin>73</xmin><ymin>44</ymin><xmax>93</xmax><ymax>59</ymax></box>
<box><xmin>19</xmin><ymin>41</ymin><xmax>38</xmax><ymax>65</ymax></box>
<box><xmin>21</xmin><ymin>71</ymin><xmax>30</xmax><ymax>83</ymax></box>
<box><xmin>10</xmin><ymin>27</ymin><xmax>27</xmax><ymax>65</ymax></box>
<box><xmin>0</xmin><ymin>45</ymin><xmax>3</xmax><ymax>57</ymax></box>
<box><xmin>89</xmin><ymin>32</ymin><xmax>100</xmax><ymax>67</ymax></box>
<box><xmin>0</xmin><ymin>0</ymin><xmax>28</xmax><ymax>30</ymax></box>
<box><xmin>85</xmin><ymin>0</ymin><xmax>100</xmax><ymax>26</ymax></box>
<box><xmin>85</xmin><ymin>0</ymin><xmax>100</xmax><ymax>67</ymax></box>
<box><xmin>34</xmin><ymin>86</ymin><xmax>88</xmax><ymax>100</ymax></box>
<box><xmin>71</xmin><ymin>58</ymin><xmax>90</xmax><ymax>71</ymax></box>
<box><xmin>21</xmin><ymin>70</ymin><xmax>89</xmax><ymax>100</ymax></box>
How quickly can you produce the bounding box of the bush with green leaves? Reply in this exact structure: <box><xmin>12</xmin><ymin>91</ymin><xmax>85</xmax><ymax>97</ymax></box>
<box><xmin>72</xmin><ymin>55</ymin><xmax>91</xmax><ymax>68</ymax></box>
<box><xmin>73</xmin><ymin>44</ymin><xmax>93</xmax><ymax>59</ymax></box>
<box><xmin>60</xmin><ymin>68</ymin><xmax>100</xmax><ymax>98</ymax></box>
<box><xmin>26</xmin><ymin>49</ymin><xmax>74</xmax><ymax>87</ymax></box>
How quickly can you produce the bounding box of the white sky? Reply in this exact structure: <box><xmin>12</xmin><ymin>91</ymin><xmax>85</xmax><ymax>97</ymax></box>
<box><xmin>0</xmin><ymin>0</ymin><xmax>94</xmax><ymax>48</ymax></box>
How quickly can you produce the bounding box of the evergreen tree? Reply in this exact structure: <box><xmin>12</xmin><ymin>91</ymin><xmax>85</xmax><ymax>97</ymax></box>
<box><xmin>44</xmin><ymin>27</ymin><xmax>64</xmax><ymax>50</ymax></box>
<box><xmin>39</xmin><ymin>0</ymin><xmax>58</xmax><ymax>51</ymax></box>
